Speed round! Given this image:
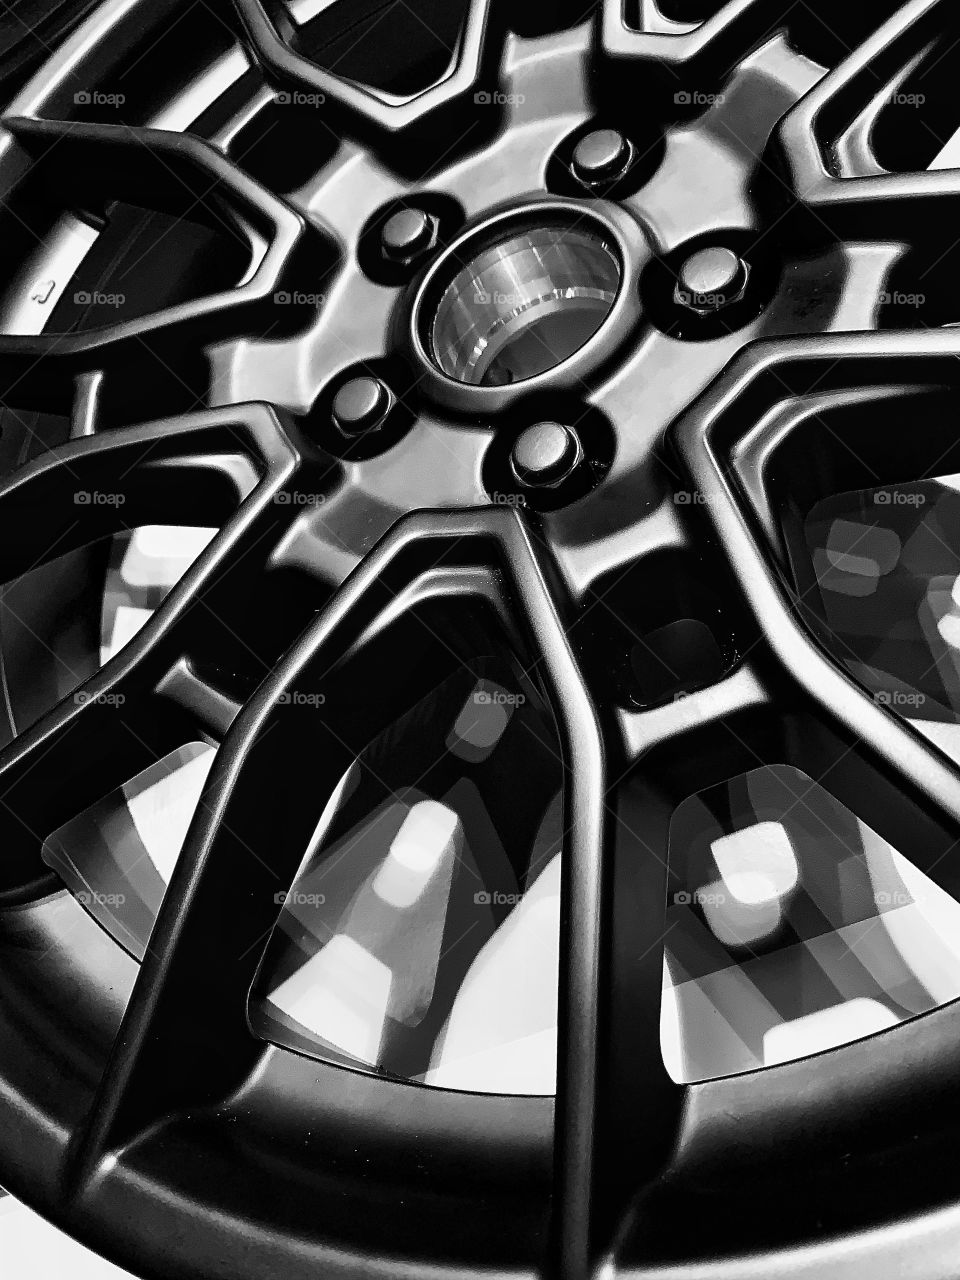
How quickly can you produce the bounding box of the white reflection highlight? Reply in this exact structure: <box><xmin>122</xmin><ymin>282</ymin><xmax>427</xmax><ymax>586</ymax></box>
<box><xmin>700</xmin><ymin>881</ymin><xmax>782</xmax><ymax>949</ymax></box>
<box><xmin>266</xmin><ymin>935</ymin><xmax>393</xmax><ymax>1064</ymax></box>
<box><xmin>120</xmin><ymin>525</ymin><xmax>216</xmax><ymax>589</ymax></box>
<box><xmin>372</xmin><ymin>800</ymin><xmax>460</xmax><ymax>909</ymax></box>
<box><xmin>762</xmin><ymin>998</ymin><xmax>898</xmax><ymax>1065</ymax></box>
<box><xmin>711</xmin><ymin>821</ymin><xmax>799</xmax><ymax>905</ymax></box>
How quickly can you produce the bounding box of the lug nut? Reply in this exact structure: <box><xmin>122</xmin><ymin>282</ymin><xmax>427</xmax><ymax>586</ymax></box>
<box><xmin>331</xmin><ymin>376</ymin><xmax>392</xmax><ymax>437</ymax></box>
<box><xmin>674</xmin><ymin>246</ymin><xmax>748</xmax><ymax>315</ymax></box>
<box><xmin>511</xmin><ymin>422</ymin><xmax>583</xmax><ymax>489</ymax></box>
<box><xmin>381</xmin><ymin>207</ymin><xmax>438</xmax><ymax>265</ymax></box>
<box><xmin>571</xmin><ymin>128</ymin><xmax>634</xmax><ymax>188</ymax></box>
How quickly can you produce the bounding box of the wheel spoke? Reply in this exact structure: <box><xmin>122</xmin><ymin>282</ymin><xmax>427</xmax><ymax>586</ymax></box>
<box><xmin>0</xmin><ymin>115</ymin><xmax>325</xmax><ymax>392</ymax></box>
<box><xmin>776</xmin><ymin>0</ymin><xmax>960</xmax><ymax>235</ymax></box>
<box><xmin>228</xmin><ymin>0</ymin><xmax>508</xmax><ymax>154</ymax></box>
<box><xmin>55</xmin><ymin>511</ymin><xmax>605</xmax><ymax>1262</ymax></box>
<box><xmin>601</xmin><ymin>0</ymin><xmax>773</xmax><ymax>75</ymax></box>
<box><xmin>0</xmin><ymin>403</ymin><xmax>300</xmax><ymax>898</ymax></box>
<box><xmin>574</xmin><ymin>328</ymin><xmax>960</xmax><ymax>1271</ymax></box>
<box><xmin>8</xmin><ymin>1</ymin><xmax>960</xmax><ymax>1276</ymax></box>
<box><xmin>676</xmin><ymin>331</ymin><xmax>960</xmax><ymax>890</ymax></box>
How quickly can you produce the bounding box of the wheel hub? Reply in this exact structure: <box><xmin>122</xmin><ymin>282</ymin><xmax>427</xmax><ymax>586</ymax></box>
<box><xmin>428</xmin><ymin>222</ymin><xmax>621</xmax><ymax>386</ymax></box>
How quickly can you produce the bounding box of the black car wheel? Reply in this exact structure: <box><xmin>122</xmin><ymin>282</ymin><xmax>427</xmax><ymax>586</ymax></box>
<box><xmin>4</xmin><ymin>2</ymin><xmax>960</xmax><ymax>1278</ymax></box>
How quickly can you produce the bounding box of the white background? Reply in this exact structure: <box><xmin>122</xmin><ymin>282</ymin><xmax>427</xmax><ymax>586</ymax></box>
<box><xmin>0</xmin><ymin>1196</ymin><xmax>136</xmax><ymax>1279</ymax></box>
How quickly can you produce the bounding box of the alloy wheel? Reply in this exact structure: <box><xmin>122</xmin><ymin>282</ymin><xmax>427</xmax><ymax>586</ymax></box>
<box><xmin>3</xmin><ymin>2</ymin><xmax>960</xmax><ymax>1279</ymax></box>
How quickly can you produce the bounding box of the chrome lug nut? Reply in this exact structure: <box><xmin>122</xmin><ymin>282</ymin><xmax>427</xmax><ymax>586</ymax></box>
<box><xmin>331</xmin><ymin>376</ymin><xmax>393</xmax><ymax>438</ymax></box>
<box><xmin>381</xmin><ymin>207</ymin><xmax>439</xmax><ymax>266</ymax></box>
<box><xmin>571</xmin><ymin>128</ymin><xmax>634</xmax><ymax>189</ymax></box>
<box><xmin>511</xmin><ymin>422</ymin><xmax>583</xmax><ymax>489</ymax></box>
<box><xmin>674</xmin><ymin>246</ymin><xmax>748</xmax><ymax>315</ymax></box>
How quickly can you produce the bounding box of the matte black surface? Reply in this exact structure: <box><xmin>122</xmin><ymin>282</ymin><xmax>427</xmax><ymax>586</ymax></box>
<box><xmin>2</xmin><ymin>3</ymin><xmax>960</xmax><ymax>1280</ymax></box>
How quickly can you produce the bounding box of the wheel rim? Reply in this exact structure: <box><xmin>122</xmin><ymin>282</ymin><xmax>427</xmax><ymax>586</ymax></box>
<box><xmin>4</xmin><ymin>2</ymin><xmax>960</xmax><ymax>1278</ymax></box>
